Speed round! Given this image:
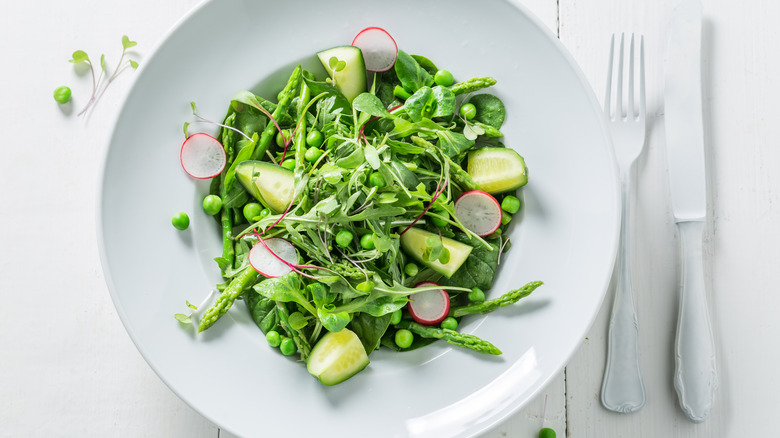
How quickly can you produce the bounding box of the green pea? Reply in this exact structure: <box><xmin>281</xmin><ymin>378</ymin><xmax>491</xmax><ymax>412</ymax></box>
<box><xmin>460</xmin><ymin>103</ymin><xmax>477</xmax><ymax>120</ymax></box>
<box><xmin>335</xmin><ymin>230</ymin><xmax>354</xmax><ymax>248</ymax></box>
<box><xmin>265</xmin><ymin>330</ymin><xmax>281</xmax><ymax>347</ymax></box>
<box><xmin>243</xmin><ymin>203</ymin><xmax>263</xmax><ymax>222</ymax></box>
<box><xmin>441</xmin><ymin>317</ymin><xmax>458</xmax><ymax>330</ymax></box>
<box><xmin>404</xmin><ymin>262</ymin><xmax>419</xmax><ymax>277</ymax></box>
<box><xmin>434</xmin><ymin>70</ymin><xmax>454</xmax><ymax>87</ymax></box>
<box><xmin>306</xmin><ymin>129</ymin><xmax>324</xmax><ymax>148</ymax></box>
<box><xmin>281</xmin><ymin>158</ymin><xmax>296</xmax><ymax>170</ymax></box>
<box><xmin>390</xmin><ymin>309</ymin><xmax>402</xmax><ymax>325</ymax></box>
<box><xmin>275</xmin><ymin>129</ymin><xmax>291</xmax><ymax>147</ymax></box>
<box><xmin>360</xmin><ymin>233</ymin><xmax>375</xmax><ymax>250</ymax></box>
<box><xmin>539</xmin><ymin>427</ymin><xmax>556</xmax><ymax>438</ymax></box>
<box><xmin>395</xmin><ymin>329</ymin><xmax>414</xmax><ymax>349</ymax></box>
<box><xmin>468</xmin><ymin>287</ymin><xmax>485</xmax><ymax>302</ymax></box>
<box><xmin>369</xmin><ymin>172</ymin><xmax>386</xmax><ymax>188</ymax></box>
<box><xmin>501</xmin><ymin>195</ymin><xmax>521</xmax><ymax>214</ymax></box>
<box><xmin>53</xmin><ymin>86</ymin><xmax>72</xmax><ymax>104</ymax></box>
<box><xmin>304</xmin><ymin>147</ymin><xmax>323</xmax><ymax>163</ymax></box>
<box><xmin>280</xmin><ymin>337</ymin><xmax>297</xmax><ymax>356</ymax></box>
<box><xmin>171</xmin><ymin>212</ymin><xmax>190</xmax><ymax>230</ymax></box>
<box><xmin>202</xmin><ymin>194</ymin><xmax>222</xmax><ymax>215</ymax></box>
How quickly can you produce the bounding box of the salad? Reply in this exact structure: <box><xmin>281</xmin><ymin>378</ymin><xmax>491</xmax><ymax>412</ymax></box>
<box><xmin>176</xmin><ymin>27</ymin><xmax>542</xmax><ymax>386</ymax></box>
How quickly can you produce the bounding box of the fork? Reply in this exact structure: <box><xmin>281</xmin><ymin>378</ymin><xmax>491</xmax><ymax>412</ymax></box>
<box><xmin>600</xmin><ymin>33</ymin><xmax>647</xmax><ymax>414</ymax></box>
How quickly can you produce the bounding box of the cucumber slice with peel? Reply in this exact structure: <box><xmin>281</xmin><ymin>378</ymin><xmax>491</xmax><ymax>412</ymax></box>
<box><xmin>400</xmin><ymin>227</ymin><xmax>473</xmax><ymax>278</ymax></box>
<box><xmin>317</xmin><ymin>45</ymin><xmax>367</xmax><ymax>103</ymax></box>
<box><xmin>235</xmin><ymin>160</ymin><xmax>294</xmax><ymax>213</ymax></box>
<box><xmin>307</xmin><ymin>328</ymin><xmax>369</xmax><ymax>386</ymax></box>
<box><xmin>467</xmin><ymin>147</ymin><xmax>528</xmax><ymax>194</ymax></box>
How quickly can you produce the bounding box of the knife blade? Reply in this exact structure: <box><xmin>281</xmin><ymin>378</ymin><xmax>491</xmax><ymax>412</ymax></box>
<box><xmin>664</xmin><ymin>0</ymin><xmax>718</xmax><ymax>423</ymax></box>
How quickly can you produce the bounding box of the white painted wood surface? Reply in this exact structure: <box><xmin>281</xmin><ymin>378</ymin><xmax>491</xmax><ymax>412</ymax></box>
<box><xmin>1</xmin><ymin>0</ymin><xmax>777</xmax><ymax>436</ymax></box>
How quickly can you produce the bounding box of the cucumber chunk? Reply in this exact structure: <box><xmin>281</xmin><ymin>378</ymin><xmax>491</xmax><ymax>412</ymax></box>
<box><xmin>317</xmin><ymin>46</ymin><xmax>367</xmax><ymax>103</ymax></box>
<box><xmin>307</xmin><ymin>328</ymin><xmax>369</xmax><ymax>386</ymax></box>
<box><xmin>467</xmin><ymin>147</ymin><xmax>528</xmax><ymax>194</ymax></box>
<box><xmin>235</xmin><ymin>160</ymin><xmax>294</xmax><ymax>213</ymax></box>
<box><xmin>400</xmin><ymin>227</ymin><xmax>473</xmax><ymax>278</ymax></box>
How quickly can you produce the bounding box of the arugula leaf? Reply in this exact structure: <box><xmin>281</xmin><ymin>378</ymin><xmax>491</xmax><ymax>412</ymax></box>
<box><xmin>352</xmin><ymin>93</ymin><xmax>392</xmax><ymax>119</ymax></box>
<box><xmin>303</xmin><ymin>76</ymin><xmax>351</xmax><ymax>120</ymax></box>
<box><xmin>435</xmin><ymin>130</ymin><xmax>474</xmax><ymax>157</ymax></box>
<box><xmin>394</xmin><ymin>50</ymin><xmax>433</xmax><ymax>93</ymax></box>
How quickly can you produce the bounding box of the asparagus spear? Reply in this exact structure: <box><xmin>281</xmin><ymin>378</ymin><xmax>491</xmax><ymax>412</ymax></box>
<box><xmin>250</xmin><ymin>64</ymin><xmax>302</xmax><ymax>161</ymax></box>
<box><xmin>397</xmin><ymin>320</ymin><xmax>502</xmax><ymax>355</ymax></box>
<box><xmin>198</xmin><ymin>266</ymin><xmax>259</xmax><ymax>332</ymax></box>
<box><xmin>294</xmin><ymin>77</ymin><xmax>311</xmax><ymax>171</ymax></box>
<box><xmin>276</xmin><ymin>301</ymin><xmax>312</xmax><ymax>360</ymax></box>
<box><xmin>450</xmin><ymin>280</ymin><xmax>543</xmax><ymax>318</ymax></box>
<box><xmin>219</xmin><ymin>113</ymin><xmax>238</xmax><ymax>267</ymax></box>
<box><xmin>450</xmin><ymin>77</ymin><xmax>497</xmax><ymax>96</ymax></box>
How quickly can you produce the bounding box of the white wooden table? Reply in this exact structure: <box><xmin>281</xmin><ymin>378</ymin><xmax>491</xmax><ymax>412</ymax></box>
<box><xmin>2</xmin><ymin>0</ymin><xmax>776</xmax><ymax>436</ymax></box>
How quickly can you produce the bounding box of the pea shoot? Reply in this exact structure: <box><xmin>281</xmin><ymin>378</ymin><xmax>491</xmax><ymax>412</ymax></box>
<box><xmin>67</xmin><ymin>35</ymin><xmax>140</xmax><ymax>116</ymax></box>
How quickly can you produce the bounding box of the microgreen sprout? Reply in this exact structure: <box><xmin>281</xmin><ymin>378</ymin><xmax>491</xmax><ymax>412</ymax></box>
<box><xmin>174</xmin><ymin>300</ymin><xmax>199</xmax><ymax>324</ymax></box>
<box><xmin>69</xmin><ymin>35</ymin><xmax>140</xmax><ymax>116</ymax></box>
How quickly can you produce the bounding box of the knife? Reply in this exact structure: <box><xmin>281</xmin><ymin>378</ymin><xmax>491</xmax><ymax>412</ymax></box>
<box><xmin>664</xmin><ymin>0</ymin><xmax>718</xmax><ymax>423</ymax></box>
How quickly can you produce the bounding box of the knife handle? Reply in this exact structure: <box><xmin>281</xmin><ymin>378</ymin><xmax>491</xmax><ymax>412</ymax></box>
<box><xmin>601</xmin><ymin>172</ymin><xmax>646</xmax><ymax>413</ymax></box>
<box><xmin>674</xmin><ymin>221</ymin><xmax>718</xmax><ymax>422</ymax></box>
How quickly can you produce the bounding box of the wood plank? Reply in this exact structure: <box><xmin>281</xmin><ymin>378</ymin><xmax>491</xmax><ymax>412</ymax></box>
<box><xmin>560</xmin><ymin>0</ymin><xmax>780</xmax><ymax>436</ymax></box>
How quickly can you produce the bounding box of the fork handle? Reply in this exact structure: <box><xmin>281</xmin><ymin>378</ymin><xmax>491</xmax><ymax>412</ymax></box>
<box><xmin>601</xmin><ymin>171</ymin><xmax>646</xmax><ymax>413</ymax></box>
<box><xmin>674</xmin><ymin>220</ymin><xmax>718</xmax><ymax>422</ymax></box>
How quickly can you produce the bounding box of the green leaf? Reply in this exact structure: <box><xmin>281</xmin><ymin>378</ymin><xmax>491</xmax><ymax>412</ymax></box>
<box><xmin>469</xmin><ymin>94</ymin><xmax>507</xmax><ymax>129</ymax></box>
<box><xmin>442</xmin><ymin>234</ymin><xmax>500</xmax><ymax>290</ymax></box>
<box><xmin>352</xmin><ymin>93</ymin><xmax>392</xmax><ymax>119</ymax></box>
<box><xmin>328</xmin><ymin>56</ymin><xmax>339</xmax><ymax>70</ymax></box>
<box><xmin>129</xmin><ymin>59</ymin><xmax>139</xmax><ymax>69</ymax></box>
<box><xmin>69</xmin><ymin>50</ymin><xmax>90</xmax><ymax>64</ymax></box>
<box><xmin>463</xmin><ymin>122</ymin><xmax>485</xmax><ymax>141</ymax></box>
<box><xmin>350</xmin><ymin>312</ymin><xmax>392</xmax><ymax>354</ymax></box>
<box><xmin>253</xmin><ymin>274</ymin><xmax>316</xmax><ymax>315</ymax></box>
<box><xmin>183</xmin><ymin>122</ymin><xmax>190</xmax><ymax>138</ymax></box>
<box><xmin>394</xmin><ymin>50</ymin><xmax>433</xmax><ymax>93</ymax></box>
<box><xmin>288</xmin><ymin>311</ymin><xmax>309</xmax><ymax>330</ymax></box>
<box><xmin>318</xmin><ymin>308</ymin><xmax>351</xmax><ymax>333</ymax></box>
<box><xmin>431</xmin><ymin>85</ymin><xmax>456</xmax><ymax>118</ymax></box>
<box><xmin>100</xmin><ymin>54</ymin><xmax>106</xmax><ymax>71</ymax></box>
<box><xmin>410</xmin><ymin>54</ymin><xmax>439</xmax><ymax>76</ymax></box>
<box><xmin>244</xmin><ymin>289</ymin><xmax>279</xmax><ymax>334</ymax></box>
<box><xmin>435</xmin><ymin>130</ymin><xmax>474</xmax><ymax>157</ymax></box>
<box><xmin>185</xmin><ymin>300</ymin><xmax>198</xmax><ymax>310</ymax></box>
<box><xmin>190</xmin><ymin>101</ymin><xmax>197</xmax><ymax>114</ymax></box>
<box><xmin>404</xmin><ymin>86</ymin><xmax>433</xmax><ymax>122</ymax></box>
<box><xmin>364</xmin><ymin>143</ymin><xmax>381</xmax><ymax>170</ymax></box>
<box><xmin>122</xmin><ymin>35</ymin><xmax>138</xmax><ymax>50</ymax></box>
<box><xmin>174</xmin><ymin>313</ymin><xmax>191</xmax><ymax>324</ymax></box>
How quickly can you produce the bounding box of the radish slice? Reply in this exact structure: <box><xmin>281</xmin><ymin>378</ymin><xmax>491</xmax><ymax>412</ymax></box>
<box><xmin>249</xmin><ymin>237</ymin><xmax>298</xmax><ymax>278</ymax></box>
<box><xmin>454</xmin><ymin>190</ymin><xmax>503</xmax><ymax>237</ymax></box>
<box><xmin>180</xmin><ymin>133</ymin><xmax>227</xmax><ymax>179</ymax></box>
<box><xmin>352</xmin><ymin>27</ymin><xmax>398</xmax><ymax>72</ymax></box>
<box><xmin>408</xmin><ymin>281</ymin><xmax>450</xmax><ymax>325</ymax></box>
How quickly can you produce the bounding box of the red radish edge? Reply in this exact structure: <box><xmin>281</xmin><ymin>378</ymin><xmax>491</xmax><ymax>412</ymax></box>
<box><xmin>352</xmin><ymin>27</ymin><xmax>398</xmax><ymax>72</ymax></box>
<box><xmin>408</xmin><ymin>281</ymin><xmax>450</xmax><ymax>325</ymax></box>
<box><xmin>454</xmin><ymin>190</ymin><xmax>503</xmax><ymax>237</ymax></box>
<box><xmin>180</xmin><ymin>133</ymin><xmax>227</xmax><ymax>179</ymax></box>
<box><xmin>249</xmin><ymin>237</ymin><xmax>298</xmax><ymax>278</ymax></box>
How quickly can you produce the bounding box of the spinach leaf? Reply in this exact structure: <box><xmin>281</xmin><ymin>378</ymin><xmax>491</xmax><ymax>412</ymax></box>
<box><xmin>411</xmin><ymin>54</ymin><xmax>438</xmax><ymax>76</ymax></box>
<box><xmin>442</xmin><ymin>234</ymin><xmax>500</xmax><ymax>290</ymax></box>
<box><xmin>244</xmin><ymin>290</ymin><xmax>279</xmax><ymax>334</ymax></box>
<box><xmin>222</xmin><ymin>183</ymin><xmax>249</xmax><ymax>209</ymax></box>
<box><xmin>404</xmin><ymin>86</ymin><xmax>434</xmax><ymax>122</ymax></box>
<box><xmin>469</xmin><ymin>94</ymin><xmax>506</xmax><ymax>129</ymax></box>
<box><xmin>352</xmin><ymin>93</ymin><xmax>392</xmax><ymax>119</ymax></box>
<box><xmin>223</xmin><ymin>132</ymin><xmax>258</xmax><ymax>191</ymax></box>
<box><xmin>394</xmin><ymin>50</ymin><xmax>433</xmax><ymax>92</ymax></box>
<box><xmin>350</xmin><ymin>312</ymin><xmax>392</xmax><ymax>354</ymax></box>
<box><xmin>431</xmin><ymin>85</ymin><xmax>456</xmax><ymax>118</ymax></box>
<box><xmin>253</xmin><ymin>274</ymin><xmax>317</xmax><ymax>315</ymax></box>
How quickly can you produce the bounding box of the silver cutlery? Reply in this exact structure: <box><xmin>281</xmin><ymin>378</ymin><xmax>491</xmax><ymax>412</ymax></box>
<box><xmin>664</xmin><ymin>0</ymin><xmax>718</xmax><ymax>423</ymax></box>
<box><xmin>601</xmin><ymin>33</ymin><xmax>648</xmax><ymax>414</ymax></box>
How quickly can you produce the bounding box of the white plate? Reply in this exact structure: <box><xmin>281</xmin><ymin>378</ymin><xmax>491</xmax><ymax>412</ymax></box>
<box><xmin>98</xmin><ymin>0</ymin><xmax>619</xmax><ymax>436</ymax></box>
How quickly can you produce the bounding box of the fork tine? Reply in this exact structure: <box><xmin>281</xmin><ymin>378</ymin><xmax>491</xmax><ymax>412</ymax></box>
<box><xmin>639</xmin><ymin>35</ymin><xmax>646</xmax><ymax>118</ymax></box>
<box><xmin>616</xmin><ymin>33</ymin><xmax>625</xmax><ymax>119</ymax></box>
<box><xmin>605</xmin><ymin>34</ymin><xmax>615</xmax><ymax>118</ymax></box>
<box><xmin>628</xmin><ymin>34</ymin><xmax>635</xmax><ymax>118</ymax></box>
